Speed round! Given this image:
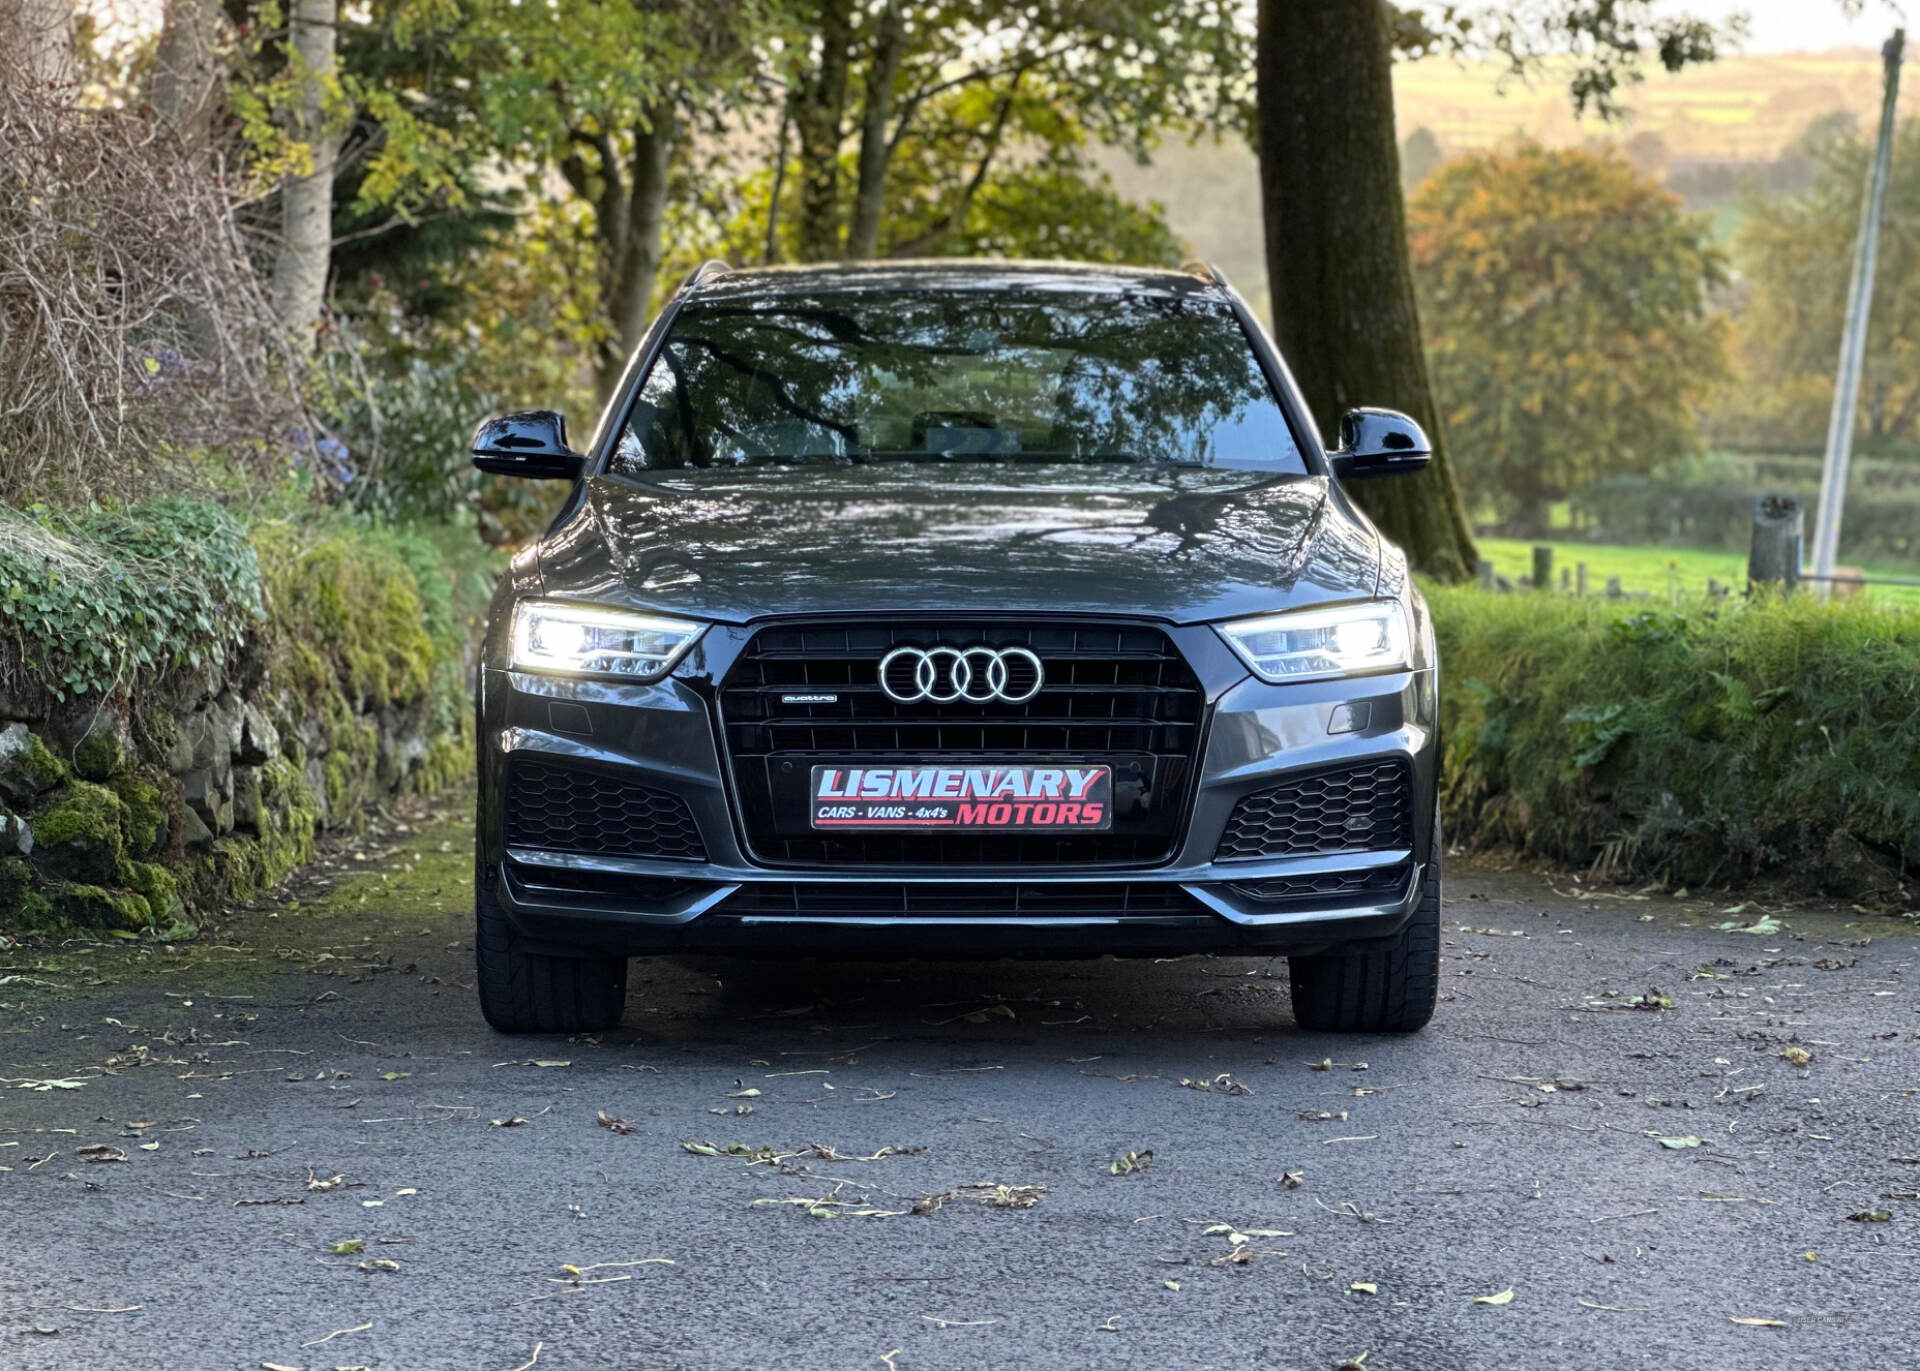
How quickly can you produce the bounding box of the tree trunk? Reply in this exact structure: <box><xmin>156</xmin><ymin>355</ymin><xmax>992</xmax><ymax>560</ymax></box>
<box><xmin>270</xmin><ymin>0</ymin><xmax>338</xmax><ymax>352</ymax></box>
<box><xmin>152</xmin><ymin>0</ymin><xmax>227</xmax><ymax>151</ymax></box>
<box><xmin>847</xmin><ymin>0</ymin><xmax>906</xmax><ymax>260</ymax></box>
<box><xmin>1255</xmin><ymin>0</ymin><xmax>1477</xmax><ymax>581</ymax></box>
<box><xmin>793</xmin><ymin>0</ymin><xmax>853</xmax><ymax>261</ymax></box>
<box><xmin>1</xmin><ymin>0</ymin><xmax>78</xmax><ymax>96</ymax></box>
<box><xmin>595</xmin><ymin>99</ymin><xmax>677</xmax><ymax>400</ymax></box>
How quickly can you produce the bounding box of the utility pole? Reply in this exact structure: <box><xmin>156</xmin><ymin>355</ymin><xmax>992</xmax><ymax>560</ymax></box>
<box><xmin>1810</xmin><ymin>30</ymin><xmax>1905</xmax><ymax>596</ymax></box>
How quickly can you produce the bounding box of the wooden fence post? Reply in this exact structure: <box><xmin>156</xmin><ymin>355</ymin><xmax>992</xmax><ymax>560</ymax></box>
<box><xmin>1532</xmin><ymin>545</ymin><xmax>1553</xmax><ymax>592</ymax></box>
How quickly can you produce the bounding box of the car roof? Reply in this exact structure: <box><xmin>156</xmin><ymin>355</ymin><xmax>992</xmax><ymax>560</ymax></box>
<box><xmin>683</xmin><ymin>258</ymin><xmax>1226</xmax><ymax>302</ymax></box>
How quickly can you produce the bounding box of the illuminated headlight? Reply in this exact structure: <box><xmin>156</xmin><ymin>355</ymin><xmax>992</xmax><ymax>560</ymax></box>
<box><xmin>511</xmin><ymin>601</ymin><xmax>704</xmax><ymax>681</ymax></box>
<box><xmin>1217</xmin><ymin>602</ymin><xmax>1412</xmax><ymax>683</ymax></box>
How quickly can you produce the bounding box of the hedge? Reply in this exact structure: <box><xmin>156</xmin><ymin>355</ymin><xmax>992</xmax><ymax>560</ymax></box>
<box><xmin>1430</xmin><ymin>584</ymin><xmax>1920</xmax><ymax>899</ymax></box>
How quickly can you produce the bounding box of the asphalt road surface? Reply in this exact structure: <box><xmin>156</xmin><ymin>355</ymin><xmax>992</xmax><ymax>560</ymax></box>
<box><xmin>3</xmin><ymin>806</ymin><xmax>1917</xmax><ymax>1371</ymax></box>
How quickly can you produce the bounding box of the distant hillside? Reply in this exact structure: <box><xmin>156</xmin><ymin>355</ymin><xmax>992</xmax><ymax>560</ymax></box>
<box><xmin>1393</xmin><ymin>45</ymin><xmax>1905</xmax><ymax>162</ymax></box>
<box><xmin>1099</xmin><ymin>46</ymin><xmax>1903</xmax><ymax>326</ymax></box>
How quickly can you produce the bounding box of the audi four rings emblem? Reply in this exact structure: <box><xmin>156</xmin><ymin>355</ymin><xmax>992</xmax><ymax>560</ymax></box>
<box><xmin>878</xmin><ymin>645</ymin><xmax>1044</xmax><ymax>704</ymax></box>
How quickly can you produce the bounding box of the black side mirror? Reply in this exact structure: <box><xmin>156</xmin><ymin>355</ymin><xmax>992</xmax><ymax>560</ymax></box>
<box><xmin>1330</xmin><ymin>407</ymin><xmax>1432</xmax><ymax>480</ymax></box>
<box><xmin>471</xmin><ymin>410</ymin><xmax>586</xmax><ymax>480</ymax></box>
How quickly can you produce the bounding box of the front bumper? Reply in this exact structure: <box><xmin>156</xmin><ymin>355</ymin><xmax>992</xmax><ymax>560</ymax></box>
<box><xmin>477</xmin><ymin>623</ymin><xmax>1439</xmax><ymax>960</ymax></box>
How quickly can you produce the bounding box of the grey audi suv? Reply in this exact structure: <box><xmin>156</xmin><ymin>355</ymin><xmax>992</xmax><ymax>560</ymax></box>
<box><xmin>471</xmin><ymin>259</ymin><xmax>1441</xmax><ymax>1036</ymax></box>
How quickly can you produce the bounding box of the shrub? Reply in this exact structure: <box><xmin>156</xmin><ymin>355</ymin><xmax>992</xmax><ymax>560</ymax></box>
<box><xmin>1568</xmin><ymin>452</ymin><xmax>1920</xmax><ymax>564</ymax></box>
<box><xmin>1431</xmin><ymin>586</ymin><xmax>1920</xmax><ymax>898</ymax></box>
<box><xmin>0</xmin><ymin>79</ymin><xmax>297</xmax><ymax>505</ymax></box>
<box><xmin>0</xmin><ymin>498</ymin><xmax>264</xmax><ymax>703</ymax></box>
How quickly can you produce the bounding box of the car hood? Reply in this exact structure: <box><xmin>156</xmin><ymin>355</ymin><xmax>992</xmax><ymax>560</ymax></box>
<box><xmin>535</xmin><ymin>467</ymin><xmax>1381</xmax><ymax>624</ymax></box>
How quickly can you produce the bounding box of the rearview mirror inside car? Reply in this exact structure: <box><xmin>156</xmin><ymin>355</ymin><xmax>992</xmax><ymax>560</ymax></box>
<box><xmin>1329</xmin><ymin>407</ymin><xmax>1431</xmax><ymax>480</ymax></box>
<box><xmin>471</xmin><ymin>410</ymin><xmax>585</xmax><ymax>480</ymax></box>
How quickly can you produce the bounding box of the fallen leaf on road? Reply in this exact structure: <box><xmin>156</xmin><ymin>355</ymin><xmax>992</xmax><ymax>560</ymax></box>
<box><xmin>1657</xmin><ymin>1136</ymin><xmax>1702</xmax><ymax>1150</ymax></box>
<box><xmin>1781</xmin><ymin>1047</ymin><xmax>1812</xmax><ymax>1066</ymax></box>
<box><xmin>357</xmin><ymin>1259</ymin><xmax>400</xmax><ymax>1273</ymax></box>
<box><xmin>1281</xmin><ymin>1171</ymin><xmax>1304</xmax><ymax>1189</ymax></box>
<box><xmin>681</xmin><ymin>1140</ymin><xmax>775</xmax><ymax>1162</ymax></box>
<box><xmin>973</xmin><ymin>1183</ymin><xmax>1045</xmax><ymax>1209</ymax></box>
<box><xmin>1180</xmin><ymin>1073</ymin><xmax>1253</xmax><ymax>1096</ymax></box>
<box><xmin>490</xmin><ymin>1117</ymin><xmax>526</xmax><ymax>1128</ymax></box>
<box><xmin>1349</xmin><ymin>1281</ymin><xmax>1378</xmax><ymax>1295</ymax></box>
<box><xmin>1717</xmin><ymin>915</ymin><xmax>1783</xmax><ymax>936</ymax></box>
<box><xmin>329</xmin><ymin>1240</ymin><xmax>364</xmax><ymax>1255</ymax></box>
<box><xmin>596</xmin><ymin>1111</ymin><xmax>637</xmax><ymax>1136</ymax></box>
<box><xmin>1848</xmin><ymin>1209</ymin><xmax>1892</xmax><ymax>1223</ymax></box>
<box><xmin>1472</xmin><ymin>1288</ymin><xmax>1515</xmax><ymax>1306</ymax></box>
<box><xmin>1109</xmin><ymin>1149</ymin><xmax>1153</xmax><ymax>1176</ymax></box>
<box><xmin>1729</xmin><ymin>1316</ymin><xmax>1786</xmax><ymax>1327</ymax></box>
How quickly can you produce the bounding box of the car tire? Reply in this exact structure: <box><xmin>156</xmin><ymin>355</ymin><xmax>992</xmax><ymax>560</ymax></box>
<box><xmin>1287</xmin><ymin>850</ymin><xmax>1441</xmax><ymax>1034</ymax></box>
<box><xmin>475</xmin><ymin>874</ymin><xmax>628</xmax><ymax>1034</ymax></box>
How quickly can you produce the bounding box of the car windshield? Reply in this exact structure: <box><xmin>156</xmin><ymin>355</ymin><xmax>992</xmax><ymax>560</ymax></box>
<box><xmin>611</xmin><ymin>287</ymin><xmax>1308</xmax><ymax>475</ymax></box>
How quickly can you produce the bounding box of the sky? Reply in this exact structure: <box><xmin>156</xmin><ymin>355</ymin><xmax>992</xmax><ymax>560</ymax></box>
<box><xmin>1670</xmin><ymin>0</ymin><xmax>1910</xmax><ymax>52</ymax></box>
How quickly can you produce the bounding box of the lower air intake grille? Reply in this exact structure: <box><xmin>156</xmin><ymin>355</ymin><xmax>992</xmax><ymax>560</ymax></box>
<box><xmin>722</xmin><ymin>882</ymin><xmax>1206</xmax><ymax>919</ymax></box>
<box><xmin>505</xmin><ymin>758</ymin><xmax>706</xmax><ymax>861</ymax></box>
<box><xmin>1215</xmin><ymin>760</ymin><xmax>1414</xmax><ymax>860</ymax></box>
<box><xmin>1229</xmin><ymin>861</ymin><xmax>1412</xmax><ymax>904</ymax></box>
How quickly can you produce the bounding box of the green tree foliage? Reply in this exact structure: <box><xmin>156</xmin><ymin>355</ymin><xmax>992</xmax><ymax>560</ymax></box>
<box><xmin>1409</xmin><ymin>143</ymin><xmax>1730</xmax><ymax>534</ymax></box>
<box><xmin>756</xmin><ymin>0</ymin><xmax>1250</xmax><ymax>264</ymax></box>
<box><xmin>1388</xmin><ymin>1</ymin><xmax>1729</xmax><ymax>119</ymax></box>
<box><xmin>1725</xmin><ymin>117</ymin><xmax>1920</xmax><ymax>450</ymax></box>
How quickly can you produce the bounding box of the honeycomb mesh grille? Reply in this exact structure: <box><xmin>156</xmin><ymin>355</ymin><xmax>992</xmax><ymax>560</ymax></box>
<box><xmin>505</xmin><ymin>758</ymin><xmax>706</xmax><ymax>861</ymax></box>
<box><xmin>1215</xmin><ymin>760</ymin><xmax>1413</xmax><ymax>860</ymax></box>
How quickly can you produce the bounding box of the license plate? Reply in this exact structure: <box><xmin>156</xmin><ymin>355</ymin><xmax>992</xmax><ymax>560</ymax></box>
<box><xmin>809</xmin><ymin>764</ymin><xmax>1113</xmax><ymax>830</ymax></box>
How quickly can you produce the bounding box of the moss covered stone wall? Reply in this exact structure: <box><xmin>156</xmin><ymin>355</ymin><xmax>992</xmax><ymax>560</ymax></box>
<box><xmin>0</xmin><ymin>502</ymin><xmax>487</xmax><ymax>938</ymax></box>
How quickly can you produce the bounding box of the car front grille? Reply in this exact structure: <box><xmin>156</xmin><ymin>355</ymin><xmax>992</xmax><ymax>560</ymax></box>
<box><xmin>720</xmin><ymin>882</ymin><xmax>1207</xmax><ymax>919</ymax></box>
<box><xmin>505</xmin><ymin>757</ymin><xmax>706</xmax><ymax>861</ymax></box>
<box><xmin>717</xmin><ymin>619</ymin><xmax>1204</xmax><ymax>866</ymax></box>
<box><xmin>1215</xmin><ymin>760</ymin><xmax>1414</xmax><ymax>861</ymax></box>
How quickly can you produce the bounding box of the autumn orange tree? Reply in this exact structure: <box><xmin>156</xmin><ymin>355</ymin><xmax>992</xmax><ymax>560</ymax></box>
<box><xmin>1408</xmin><ymin>143</ymin><xmax>1730</xmax><ymax>536</ymax></box>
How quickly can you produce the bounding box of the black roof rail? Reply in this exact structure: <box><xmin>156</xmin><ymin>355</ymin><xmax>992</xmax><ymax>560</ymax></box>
<box><xmin>686</xmin><ymin>258</ymin><xmax>734</xmax><ymax>289</ymax></box>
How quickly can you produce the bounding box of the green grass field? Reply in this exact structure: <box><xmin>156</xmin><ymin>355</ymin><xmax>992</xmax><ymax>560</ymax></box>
<box><xmin>1473</xmin><ymin>537</ymin><xmax>1920</xmax><ymax>606</ymax></box>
